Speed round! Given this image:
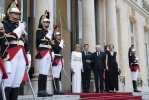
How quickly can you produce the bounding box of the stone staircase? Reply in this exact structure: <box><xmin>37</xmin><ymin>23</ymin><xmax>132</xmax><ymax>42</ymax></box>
<box><xmin>133</xmin><ymin>92</ymin><xmax>149</xmax><ymax>100</ymax></box>
<box><xmin>18</xmin><ymin>92</ymin><xmax>149</xmax><ymax>100</ymax></box>
<box><xmin>18</xmin><ymin>95</ymin><xmax>80</xmax><ymax>100</ymax></box>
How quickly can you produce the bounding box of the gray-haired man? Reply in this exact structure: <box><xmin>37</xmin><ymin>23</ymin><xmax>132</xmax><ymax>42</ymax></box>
<box><xmin>92</xmin><ymin>45</ymin><xmax>106</xmax><ymax>93</ymax></box>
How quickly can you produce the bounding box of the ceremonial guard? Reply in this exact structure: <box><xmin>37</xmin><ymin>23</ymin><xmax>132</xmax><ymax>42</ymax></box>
<box><xmin>2</xmin><ymin>1</ymin><xmax>31</xmax><ymax>100</ymax></box>
<box><xmin>52</xmin><ymin>25</ymin><xmax>65</xmax><ymax>94</ymax></box>
<box><xmin>0</xmin><ymin>22</ymin><xmax>9</xmax><ymax>82</ymax></box>
<box><xmin>35</xmin><ymin>11</ymin><xmax>53</xmax><ymax>97</ymax></box>
<box><xmin>129</xmin><ymin>47</ymin><xmax>141</xmax><ymax>92</ymax></box>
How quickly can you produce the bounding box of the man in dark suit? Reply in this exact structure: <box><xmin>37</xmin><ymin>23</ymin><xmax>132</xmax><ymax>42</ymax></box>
<box><xmin>82</xmin><ymin>44</ymin><xmax>93</xmax><ymax>93</ymax></box>
<box><xmin>93</xmin><ymin>45</ymin><xmax>106</xmax><ymax>93</ymax></box>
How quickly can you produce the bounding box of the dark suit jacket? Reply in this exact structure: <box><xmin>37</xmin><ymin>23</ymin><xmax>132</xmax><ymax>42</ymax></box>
<box><xmin>82</xmin><ymin>51</ymin><xmax>93</xmax><ymax>70</ymax></box>
<box><xmin>93</xmin><ymin>51</ymin><xmax>106</xmax><ymax>70</ymax></box>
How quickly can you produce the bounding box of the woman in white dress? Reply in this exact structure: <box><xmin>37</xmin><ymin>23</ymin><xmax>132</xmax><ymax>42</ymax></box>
<box><xmin>71</xmin><ymin>44</ymin><xmax>84</xmax><ymax>93</ymax></box>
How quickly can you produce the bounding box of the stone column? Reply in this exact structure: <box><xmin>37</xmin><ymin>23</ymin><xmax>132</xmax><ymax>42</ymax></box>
<box><xmin>82</xmin><ymin>0</ymin><xmax>96</xmax><ymax>52</ymax></box>
<box><xmin>82</xmin><ymin>0</ymin><xmax>96</xmax><ymax>92</ymax></box>
<box><xmin>24</xmin><ymin>0</ymin><xmax>54</xmax><ymax>95</ymax></box>
<box><xmin>136</xmin><ymin>21</ymin><xmax>149</xmax><ymax>92</ymax></box>
<box><xmin>96</xmin><ymin>0</ymin><xmax>106</xmax><ymax>49</ymax></box>
<box><xmin>106</xmin><ymin>0</ymin><xmax>118</xmax><ymax>51</ymax></box>
<box><xmin>118</xmin><ymin>7</ymin><xmax>133</xmax><ymax>92</ymax></box>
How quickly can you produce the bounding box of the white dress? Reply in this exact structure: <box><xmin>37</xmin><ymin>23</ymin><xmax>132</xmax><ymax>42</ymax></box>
<box><xmin>70</xmin><ymin>51</ymin><xmax>83</xmax><ymax>93</ymax></box>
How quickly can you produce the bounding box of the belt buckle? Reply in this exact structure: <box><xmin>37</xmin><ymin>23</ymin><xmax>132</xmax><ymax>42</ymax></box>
<box><xmin>17</xmin><ymin>40</ymin><xmax>19</xmax><ymax>46</ymax></box>
<box><xmin>48</xmin><ymin>45</ymin><xmax>51</xmax><ymax>49</ymax></box>
<box><xmin>18</xmin><ymin>40</ymin><xmax>23</xmax><ymax>46</ymax></box>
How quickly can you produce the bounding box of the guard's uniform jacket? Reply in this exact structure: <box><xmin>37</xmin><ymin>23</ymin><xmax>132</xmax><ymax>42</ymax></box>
<box><xmin>2</xmin><ymin>20</ymin><xmax>29</xmax><ymax>66</ymax></box>
<box><xmin>0</xmin><ymin>32</ymin><xmax>8</xmax><ymax>79</ymax></box>
<box><xmin>129</xmin><ymin>55</ymin><xmax>140</xmax><ymax>71</ymax></box>
<box><xmin>35</xmin><ymin>28</ymin><xmax>53</xmax><ymax>59</ymax></box>
<box><xmin>52</xmin><ymin>39</ymin><xmax>63</xmax><ymax>67</ymax></box>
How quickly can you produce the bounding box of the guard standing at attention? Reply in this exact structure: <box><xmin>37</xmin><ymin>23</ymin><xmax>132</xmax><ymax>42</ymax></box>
<box><xmin>2</xmin><ymin>0</ymin><xmax>31</xmax><ymax>100</ymax></box>
<box><xmin>35</xmin><ymin>10</ymin><xmax>54</xmax><ymax>97</ymax></box>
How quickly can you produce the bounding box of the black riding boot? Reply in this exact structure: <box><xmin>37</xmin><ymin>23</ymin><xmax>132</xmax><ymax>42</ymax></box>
<box><xmin>56</xmin><ymin>78</ymin><xmax>65</xmax><ymax>95</ymax></box>
<box><xmin>53</xmin><ymin>78</ymin><xmax>59</xmax><ymax>94</ymax></box>
<box><xmin>43</xmin><ymin>75</ymin><xmax>53</xmax><ymax>96</ymax></box>
<box><xmin>133</xmin><ymin>80</ymin><xmax>141</xmax><ymax>92</ymax></box>
<box><xmin>5</xmin><ymin>87</ymin><xmax>11</xmax><ymax>100</ymax></box>
<box><xmin>38</xmin><ymin>74</ymin><xmax>47</xmax><ymax>97</ymax></box>
<box><xmin>9</xmin><ymin>87</ymin><xmax>19</xmax><ymax>100</ymax></box>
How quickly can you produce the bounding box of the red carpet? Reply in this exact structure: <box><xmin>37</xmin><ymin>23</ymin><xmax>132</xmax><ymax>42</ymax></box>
<box><xmin>66</xmin><ymin>92</ymin><xmax>142</xmax><ymax>100</ymax></box>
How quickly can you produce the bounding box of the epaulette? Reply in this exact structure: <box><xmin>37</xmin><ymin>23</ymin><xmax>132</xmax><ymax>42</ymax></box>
<box><xmin>37</xmin><ymin>28</ymin><xmax>42</xmax><ymax>30</ymax></box>
<box><xmin>51</xmin><ymin>40</ymin><xmax>55</xmax><ymax>45</ymax></box>
<box><xmin>1</xmin><ymin>20</ymin><xmax>7</xmax><ymax>23</ymax></box>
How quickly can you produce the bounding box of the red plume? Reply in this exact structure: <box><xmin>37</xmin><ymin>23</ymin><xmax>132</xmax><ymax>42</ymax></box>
<box><xmin>54</xmin><ymin>25</ymin><xmax>59</xmax><ymax>30</ymax></box>
<box><xmin>45</xmin><ymin>10</ymin><xmax>50</xmax><ymax>19</ymax></box>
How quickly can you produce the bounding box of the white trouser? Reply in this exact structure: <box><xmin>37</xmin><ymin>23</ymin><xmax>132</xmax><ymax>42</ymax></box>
<box><xmin>52</xmin><ymin>60</ymin><xmax>62</xmax><ymax>78</ymax></box>
<box><xmin>4</xmin><ymin>49</ymin><xmax>26</xmax><ymax>88</ymax></box>
<box><xmin>39</xmin><ymin>52</ymin><xmax>51</xmax><ymax>75</ymax></box>
<box><xmin>0</xmin><ymin>69</ymin><xmax>3</xmax><ymax>83</ymax></box>
<box><xmin>132</xmin><ymin>70</ymin><xmax>138</xmax><ymax>81</ymax></box>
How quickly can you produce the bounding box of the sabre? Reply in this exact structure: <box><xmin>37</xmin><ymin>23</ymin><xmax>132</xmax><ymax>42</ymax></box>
<box><xmin>62</xmin><ymin>68</ymin><xmax>72</xmax><ymax>85</ymax></box>
<box><xmin>1</xmin><ymin>81</ymin><xmax>6</xmax><ymax>100</ymax></box>
<box><xmin>138</xmin><ymin>73</ymin><xmax>146</xmax><ymax>86</ymax></box>
<box><xmin>58</xmin><ymin>10</ymin><xmax>65</xmax><ymax>47</ymax></box>
<box><xmin>59</xmin><ymin>10</ymin><xmax>63</xmax><ymax>38</ymax></box>
<box><xmin>50</xmin><ymin>63</ymin><xmax>57</xmax><ymax>90</ymax></box>
<box><xmin>25</xmin><ymin>68</ymin><xmax>36</xmax><ymax>100</ymax></box>
<box><xmin>19</xmin><ymin>0</ymin><xmax>27</xmax><ymax>35</ymax></box>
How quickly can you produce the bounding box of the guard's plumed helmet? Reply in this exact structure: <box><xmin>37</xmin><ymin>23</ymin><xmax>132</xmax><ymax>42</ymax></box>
<box><xmin>38</xmin><ymin>10</ymin><xmax>50</xmax><ymax>28</ymax></box>
<box><xmin>54</xmin><ymin>32</ymin><xmax>61</xmax><ymax>36</ymax></box>
<box><xmin>7</xmin><ymin>0</ymin><xmax>20</xmax><ymax>15</ymax></box>
<box><xmin>53</xmin><ymin>25</ymin><xmax>61</xmax><ymax>38</ymax></box>
<box><xmin>131</xmin><ymin>49</ymin><xmax>136</xmax><ymax>52</ymax></box>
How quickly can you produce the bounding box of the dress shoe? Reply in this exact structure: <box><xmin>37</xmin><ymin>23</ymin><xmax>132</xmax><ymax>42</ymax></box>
<box><xmin>134</xmin><ymin>89</ymin><xmax>141</xmax><ymax>92</ymax></box>
<box><xmin>100</xmin><ymin>91</ymin><xmax>104</xmax><ymax>93</ymax></box>
<box><xmin>38</xmin><ymin>91</ymin><xmax>48</xmax><ymax>97</ymax></box>
<box><xmin>43</xmin><ymin>90</ymin><xmax>53</xmax><ymax>96</ymax></box>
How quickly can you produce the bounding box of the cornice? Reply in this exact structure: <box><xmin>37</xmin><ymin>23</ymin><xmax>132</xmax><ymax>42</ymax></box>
<box><xmin>124</xmin><ymin>0</ymin><xmax>149</xmax><ymax>19</ymax></box>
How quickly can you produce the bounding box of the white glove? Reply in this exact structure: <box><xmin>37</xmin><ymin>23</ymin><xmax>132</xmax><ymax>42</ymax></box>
<box><xmin>3</xmin><ymin>61</ymin><xmax>11</xmax><ymax>74</ymax></box>
<box><xmin>18</xmin><ymin>21</ymin><xmax>27</xmax><ymax>35</ymax></box>
<box><xmin>0</xmin><ymin>22</ymin><xmax>3</xmax><ymax>29</ymax></box>
<box><xmin>46</xmin><ymin>30</ymin><xmax>53</xmax><ymax>40</ymax></box>
<box><xmin>59</xmin><ymin>39</ymin><xmax>64</xmax><ymax>49</ymax></box>
<box><xmin>135</xmin><ymin>56</ymin><xmax>139</xmax><ymax>61</ymax></box>
<box><xmin>51</xmin><ymin>51</ymin><xmax>54</xmax><ymax>60</ymax></box>
<box><xmin>26</xmin><ymin>54</ymin><xmax>31</xmax><ymax>72</ymax></box>
<box><xmin>13</xmin><ymin>27</ymin><xmax>23</xmax><ymax>38</ymax></box>
<box><xmin>62</xmin><ymin>59</ymin><xmax>64</xmax><ymax>67</ymax></box>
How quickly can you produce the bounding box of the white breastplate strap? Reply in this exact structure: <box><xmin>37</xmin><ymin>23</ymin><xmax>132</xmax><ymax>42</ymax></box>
<box><xmin>54</xmin><ymin>54</ymin><xmax>61</xmax><ymax>56</ymax></box>
<box><xmin>6</xmin><ymin>40</ymin><xmax>24</xmax><ymax>46</ymax></box>
<box><xmin>39</xmin><ymin>44</ymin><xmax>51</xmax><ymax>49</ymax></box>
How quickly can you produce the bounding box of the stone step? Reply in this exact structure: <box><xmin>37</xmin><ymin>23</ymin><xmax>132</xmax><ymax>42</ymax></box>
<box><xmin>18</xmin><ymin>95</ymin><xmax>80</xmax><ymax>100</ymax></box>
<box><xmin>133</xmin><ymin>92</ymin><xmax>149</xmax><ymax>99</ymax></box>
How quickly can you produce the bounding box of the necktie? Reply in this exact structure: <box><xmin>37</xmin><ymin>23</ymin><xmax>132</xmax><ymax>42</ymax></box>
<box><xmin>98</xmin><ymin>52</ymin><xmax>100</xmax><ymax>56</ymax></box>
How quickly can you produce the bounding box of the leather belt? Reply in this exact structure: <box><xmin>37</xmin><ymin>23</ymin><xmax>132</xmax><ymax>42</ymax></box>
<box><xmin>5</xmin><ymin>40</ymin><xmax>24</xmax><ymax>46</ymax></box>
<box><xmin>39</xmin><ymin>44</ymin><xmax>51</xmax><ymax>49</ymax></box>
<box><xmin>54</xmin><ymin>54</ymin><xmax>62</xmax><ymax>56</ymax></box>
<box><xmin>131</xmin><ymin>63</ymin><xmax>138</xmax><ymax>65</ymax></box>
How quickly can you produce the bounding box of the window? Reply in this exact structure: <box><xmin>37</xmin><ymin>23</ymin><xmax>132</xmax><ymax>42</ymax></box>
<box><xmin>144</xmin><ymin>30</ymin><xmax>149</xmax><ymax>86</ymax></box>
<box><xmin>130</xmin><ymin>21</ymin><xmax>135</xmax><ymax>46</ymax></box>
